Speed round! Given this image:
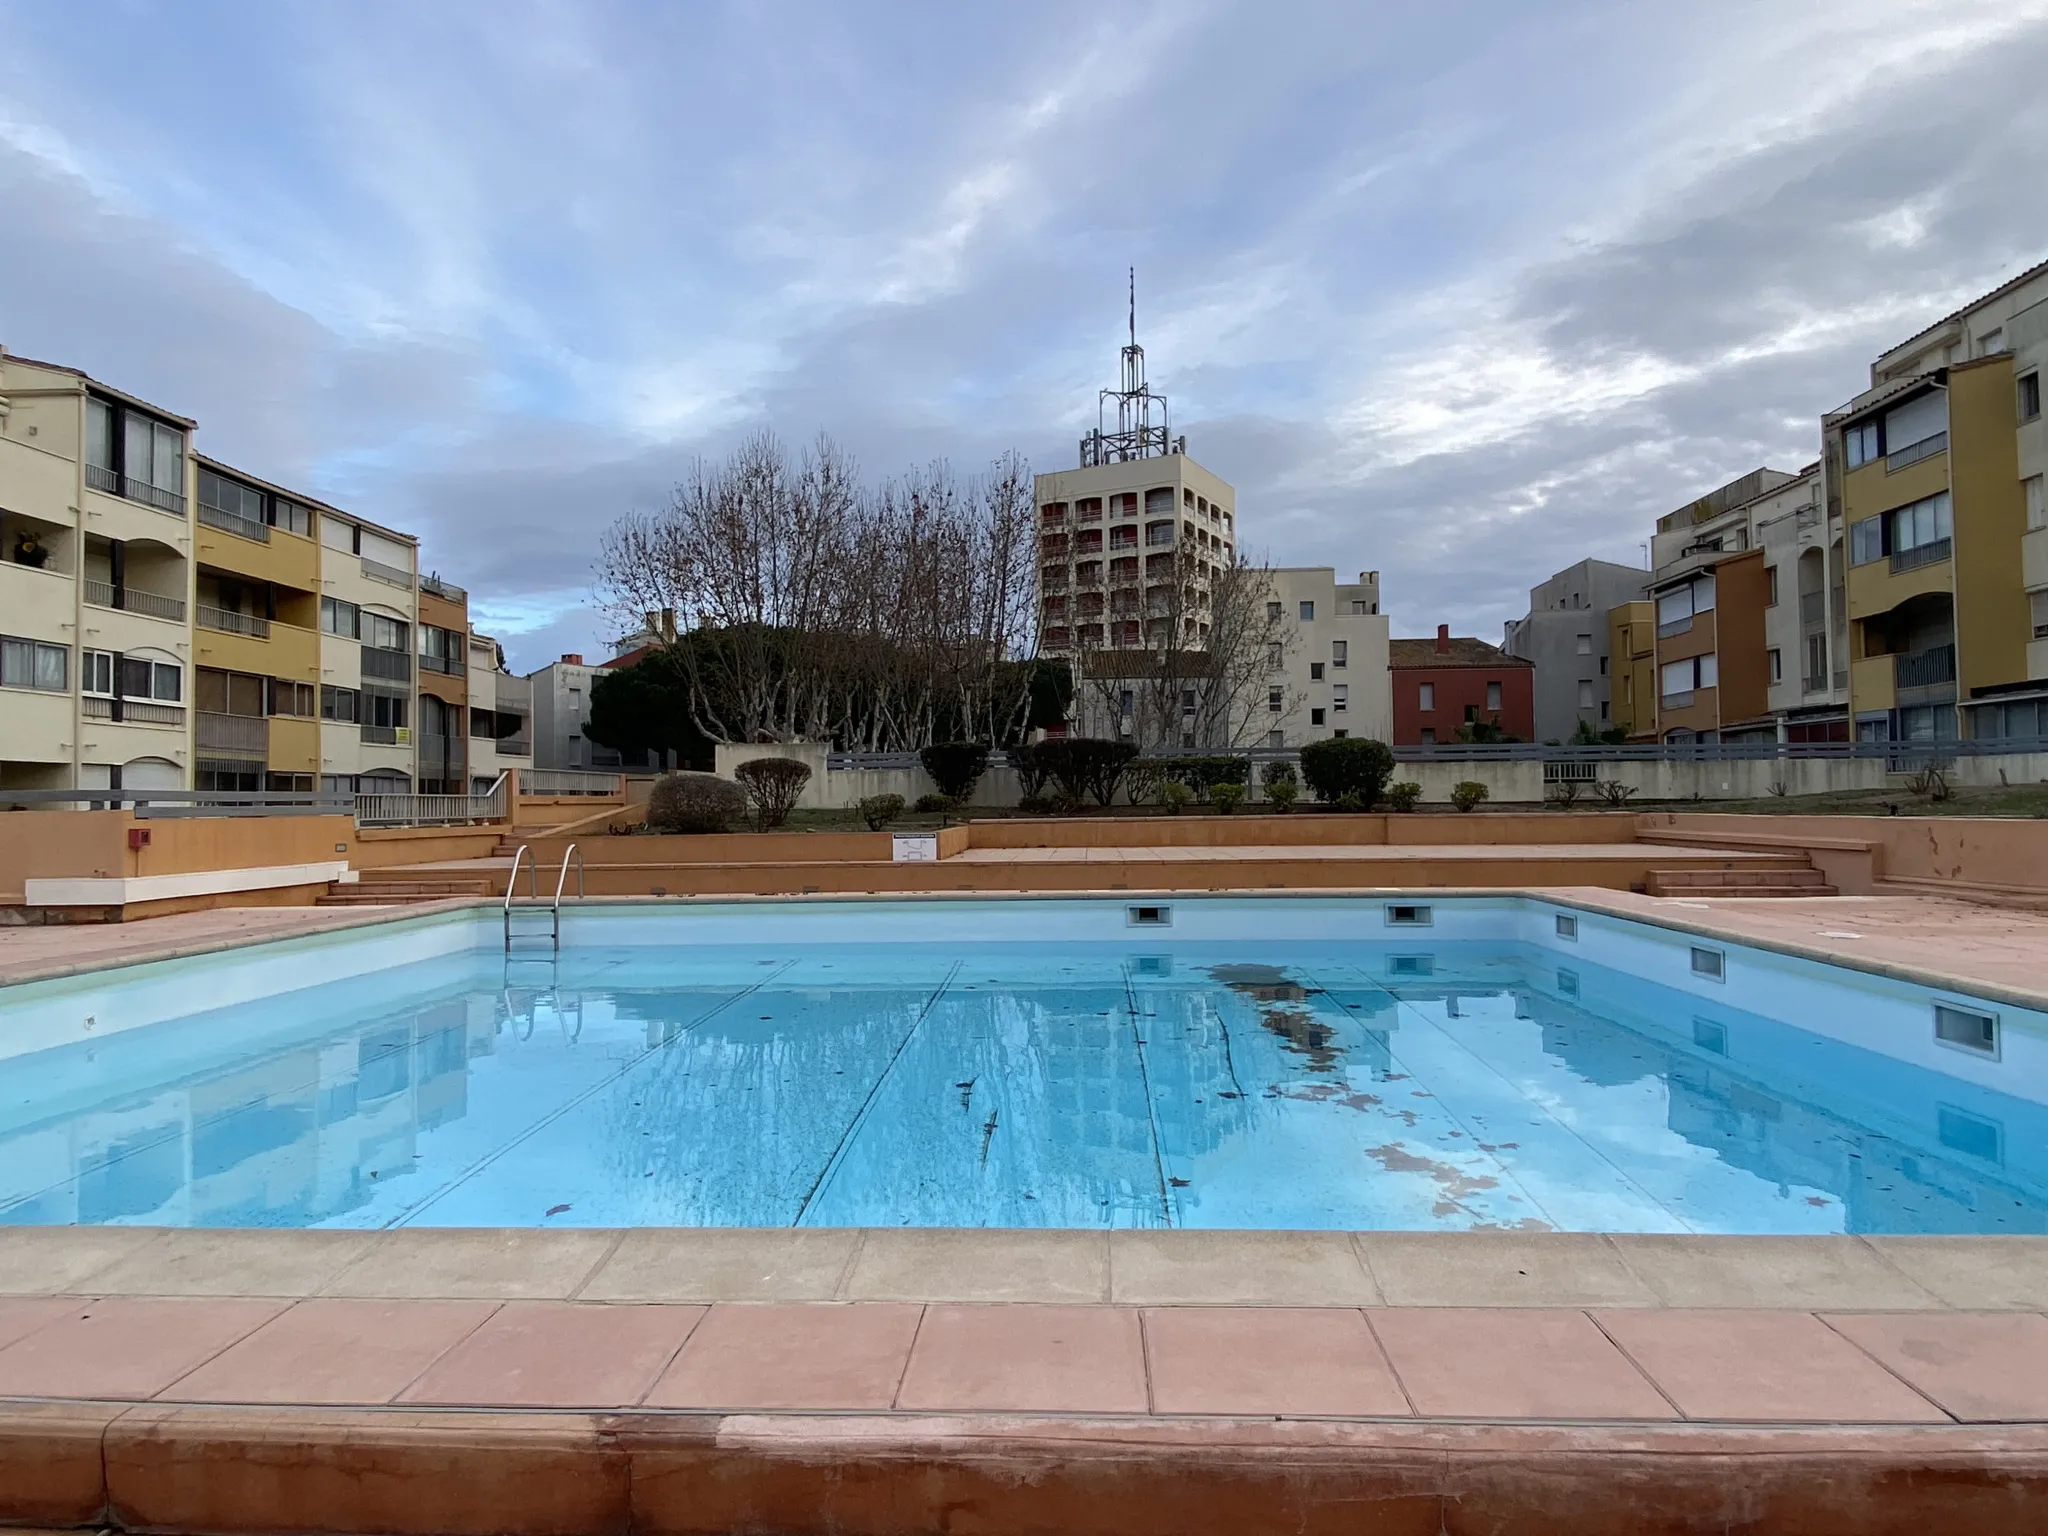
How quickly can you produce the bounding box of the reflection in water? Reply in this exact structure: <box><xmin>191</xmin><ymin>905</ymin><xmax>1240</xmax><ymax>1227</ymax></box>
<box><xmin>0</xmin><ymin>942</ymin><xmax>2042</xmax><ymax>1233</ymax></box>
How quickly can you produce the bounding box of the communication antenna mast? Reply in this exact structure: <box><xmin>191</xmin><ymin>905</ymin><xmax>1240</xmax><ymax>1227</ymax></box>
<box><xmin>1080</xmin><ymin>268</ymin><xmax>1178</xmax><ymax>466</ymax></box>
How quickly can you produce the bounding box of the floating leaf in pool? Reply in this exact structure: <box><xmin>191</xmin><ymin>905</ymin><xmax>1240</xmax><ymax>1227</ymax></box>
<box><xmin>546</xmin><ymin>1203</ymin><xmax>571</xmax><ymax>1217</ymax></box>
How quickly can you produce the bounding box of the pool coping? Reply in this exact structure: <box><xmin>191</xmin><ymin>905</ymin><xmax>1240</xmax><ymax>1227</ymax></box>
<box><xmin>3</xmin><ymin>886</ymin><xmax>2045</xmax><ymax>1015</ymax></box>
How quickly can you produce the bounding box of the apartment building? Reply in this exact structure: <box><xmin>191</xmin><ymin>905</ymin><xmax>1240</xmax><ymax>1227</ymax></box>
<box><xmin>314</xmin><ymin>509</ymin><xmax>421</xmax><ymax>795</ymax></box>
<box><xmin>1645</xmin><ymin>466</ymin><xmax>1824</xmax><ymax>743</ymax></box>
<box><xmin>1260</xmin><ymin>568</ymin><xmax>1391</xmax><ymax>746</ymax></box>
<box><xmin>529</xmin><ymin>653</ymin><xmax>625</xmax><ymax>770</ymax></box>
<box><xmin>464</xmin><ymin>629</ymin><xmax>532</xmax><ymax>793</ymax></box>
<box><xmin>1389</xmin><ymin>628</ymin><xmax>1534</xmax><ymax>744</ymax></box>
<box><xmin>416</xmin><ymin>575</ymin><xmax>469</xmax><ymax>795</ymax></box>
<box><xmin>0</xmin><ymin>349</ymin><xmax>196</xmax><ymax>792</ymax></box>
<box><xmin>1608</xmin><ymin>601</ymin><xmax>1658</xmax><ymax>738</ymax></box>
<box><xmin>1501</xmin><ymin>558</ymin><xmax>1650</xmax><ymax>742</ymax></box>
<box><xmin>1824</xmin><ymin>260</ymin><xmax>2048</xmax><ymax>745</ymax></box>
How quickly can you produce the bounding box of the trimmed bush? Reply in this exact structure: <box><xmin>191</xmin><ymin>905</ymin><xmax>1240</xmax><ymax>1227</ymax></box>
<box><xmin>1009</xmin><ymin>741</ymin><xmax>1054</xmax><ymax>800</ymax></box>
<box><xmin>1160</xmin><ymin>780</ymin><xmax>1194</xmax><ymax>815</ymax></box>
<box><xmin>1265</xmin><ymin>779</ymin><xmax>1298</xmax><ymax>813</ymax></box>
<box><xmin>1299</xmin><ymin>737</ymin><xmax>1396</xmax><ymax>809</ymax></box>
<box><xmin>913</xmin><ymin>792</ymin><xmax>953</xmax><ymax>814</ymax></box>
<box><xmin>1260</xmin><ymin>760</ymin><xmax>1298</xmax><ymax>790</ymax></box>
<box><xmin>733</xmin><ymin>756</ymin><xmax>812</xmax><ymax>830</ymax></box>
<box><xmin>1158</xmin><ymin>755</ymin><xmax>1251</xmax><ymax>801</ymax></box>
<box><xmin>919</xmin><ymin>741</ymin><xmax>990</xmax><ymax>803</ymax></box>
<box><xmin>1210</xmin><ymin>781</ymin><xmax>1246</xmax><ymax>815</ymax></box>
<box><xmin>1032</xmin><ymin>737</ymin><xmax>1138</xmax><ymax>806</ymax></box>
<box><xmin>645</xmin><ymin>771</ymin><xmax>746</xmax><ymax>834</ymax></box>
<box><xmin>1449</xmin><ymin>779</ymin><xmax>1491</xmax><ymax>812</ymax></box>
<box><xmin>1123</xmin><ymin>760</ymin><xmax>1165</xmax><ymax>806</ymax></box>
<box><xmin>858</xmin><ymin>793</ymin><xmax>905</xmax><ymax>831</ymax></box>
<box><xmin>1384</xmin><ymin>781</ymin><xmax>1422</xmax><ymax>813</ymax></box>
<box><xmin>1015</xmin><ymin>792</ymin><xmax>1054</xmax><ymax>815</ymax></box>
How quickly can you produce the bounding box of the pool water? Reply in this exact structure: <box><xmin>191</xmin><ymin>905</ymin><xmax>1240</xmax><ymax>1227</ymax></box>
<box><xmin>1</xmin><ymin>901</ymin><xmax>2042</xmax><ymax>1233</ymax></box>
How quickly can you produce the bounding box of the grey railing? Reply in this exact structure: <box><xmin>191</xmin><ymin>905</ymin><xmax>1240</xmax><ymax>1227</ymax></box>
<box><xmin>197</xmin><ymin>711</ymin><xmax>269</xmax><ymax>755</ymax></box>
<box><xmin>361</xmin><ymin>646</ymin><xmax>412</xmax><ymax>683</ymax></box>
<box><xmin>83</xmin><ymin>580</ymin><xmax>187</xmax><ymax>622</ymax></box>
<box><xmin>1887</xmin><ymin>432</ymin><xmax>1947</xmax><ymax>471</ymax></box>
<box><xmin>1895</xmin><ymin>644</ymin><xmax>1958</xmax><ymax>690</ymax></box>
<box><xmin>86</xmin><ymin>463</ymin><xmax>186</xmax><ymax>514</ymax></box>
<box><xmin>361</xmin><ymin>556</ymin><xmax>414</xmax><ymax>589</ymax></box>
<box><xmin>197</xmin><ymin>603</ymin><xmax>269</xmax><ymax>638</ymax></box>
<box><xmin>360</xmin><ymin>724</ymin><xmax>402</xmax><ymax>745</ymax></box>
<box><xmin>1891</xmin><ymin>538</ymin><xmax>1951</xmax><ymax>574</ymax></box>
<box><xmin>419</xmin><ymin>574</ymin><xmax>467</xmax><ymax>601</ymax></box>
<box><xmin>198</xmin><ymin>501</ymin><xmax>270</xmax><ymax>542</ymax></box>
<box><xmin>0</xmin><ymin>788</ymin><xmax>354</xmax><ymax>818</ymax></box>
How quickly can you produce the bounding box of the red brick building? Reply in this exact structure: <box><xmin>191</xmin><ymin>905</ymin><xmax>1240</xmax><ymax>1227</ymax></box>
<box><xmin>1390</xmin><ymin>626</ymin><xmax>1536</xmax><ymax>744</ymax></box>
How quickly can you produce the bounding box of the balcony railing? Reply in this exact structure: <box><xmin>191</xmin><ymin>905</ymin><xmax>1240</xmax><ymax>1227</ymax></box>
<box><xmin>419</xmin><ymin>574</ymin><xmax>467</xmax><ymax>602</ymax></box>
<box><xmin>82</xmin><ymin>696</ymin><xmax>185</xmax><ymax>725</ymax></box>
<box><xmin>198</xmin><ymin>604</ymin><xmax>270</xmax><ymax>638</ymax></box>
<box><xmin>361</xmin><ymin>556</ymin><xmax>414</xmax><ymax>589</ymax></box>
<box><xmin>198</xmin><ymin>501</ymin><xmax>270</xmax><ymax>542</ymax></box>
<box><xmin>416</xmin><ymin>730</ymin><xmax>464</xmax><ymax>771</ymax></box>
<box><xmin>494</xmin><ymin>735</ymin><xmax>531</xmax><ymax>758</ymax></box>
<box><xmin>361</xmin><ymin>646</ymin><xmax>413</xmax><ymax>683</ymax></box>
<box><xmin>82</xmin><ymin>581</ymin><xmax>187</xmax><ymax>622</ymax></box>
<box><xmin>419</xmin><ymin>651</ymin><xmax>463</xmax><ymax>675</ymax></box>
<box><xmin>1895</xmin><ymin>643</ymin><xmax>1957</xmax><ymax>690</ymax></box>
<box><xmin>86</xmin><ymin>463</ymin><xmax>187</xmax><ymax>515</ymax></box>
<box><xmin>1803</xmin><ymin>674</ymin><xmax>1828</xmax><ymax>695</ymax></box>
<box><xmin>360</xmin><ymin>723</ymin><xmax>406</xmax><ymax>745</ymax></box>
<box><xmin>518</xmin><ymin>769</ymin><xmax>623</xmax><ymax>796</ymax></box>
<box><xmin>1660</xmin><ymin>690</ymin><xmax>1695</xmax><ymax>710</ymax></box>
<box><xmin>197</xmin><ymin>711</ymin><xmax>269</xmax><ymax>757</ymax></box>
<box><xmin>1891</xmin><ymin>537</ymin><xmax>1951</xmax><ymax>574</ymax></box>
<box><xmin>1887</xmin><ymin>432</ymin><xmax>1947</xmax><ymax>472</ymax></box>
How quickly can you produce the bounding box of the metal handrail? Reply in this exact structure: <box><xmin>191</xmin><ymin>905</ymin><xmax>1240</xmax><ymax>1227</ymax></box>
<box><xmin>553</xmin><ymin>843</ymin><xmax>583</xmax><ymax>907</ymax></box>
<box><xmin>504</xmin><ymin>844</ymin><xmax>537</xmax><ymax>919</ymax></box>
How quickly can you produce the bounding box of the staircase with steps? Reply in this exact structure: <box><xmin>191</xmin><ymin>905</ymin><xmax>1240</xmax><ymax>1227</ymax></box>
<box><xmin>1645</xmin><ymin>863</ymin><xmax>1836</xmax><ymax>898</ymax></box>
<box><xmin>317</xmin><ymin>876</ymin><xmax>496</xmax><ymax>907</ymax></box>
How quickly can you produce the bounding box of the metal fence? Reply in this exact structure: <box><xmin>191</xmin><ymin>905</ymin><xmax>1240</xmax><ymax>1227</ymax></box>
<box><xmin>0</xmin><ymin>789</ymin><xmax>356</xmax><ymax>819</ymax></box>
<box><xmin>517</xmin><ymin>769</ymin><xmax>625</xmax><ymax>796</ymax></box>
<box><xmin>355</xmin><ymin>777</ymin><xmax>508</xmax><ymax>827</ymax></box>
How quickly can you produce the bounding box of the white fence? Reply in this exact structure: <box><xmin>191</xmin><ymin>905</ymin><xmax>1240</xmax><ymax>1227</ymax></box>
<box><xmin>356</xmin><ymin>775</ymin><xmax>508</xmax><ymax>827</ymax></box>
<box><xmin>517</xmin><ymin>769</ymin><xmax>625</xmax><ymax>797</ymax></box>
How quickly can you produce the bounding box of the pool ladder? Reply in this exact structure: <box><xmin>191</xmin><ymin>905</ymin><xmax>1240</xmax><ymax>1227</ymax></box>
<box><xmin>504</xmin><ymin>843</ymin><xmax>583</xmax><ymax>951</ymax></box>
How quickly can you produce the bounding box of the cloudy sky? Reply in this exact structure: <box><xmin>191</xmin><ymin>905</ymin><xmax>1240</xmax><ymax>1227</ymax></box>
<box><xmin>4</xmin><ymin>1</ymin><xmax>2046</xmax><ymax>670</ymax></box>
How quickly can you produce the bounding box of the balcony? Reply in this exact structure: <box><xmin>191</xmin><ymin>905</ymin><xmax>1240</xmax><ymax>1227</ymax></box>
<box><xmin>419</xmin><ymin>574</ymin><xmax>467</xmax><ymax>602</ymax></box>
<box><xmin>198</xmin><ymin>500</ymin><xmax>270</xmax><ymax>543</ymax></box>
<box><xmin>1895</xmin><ymin>643</ymin><xmax>1957</xmax><ymax>691</ymax></box>
<box><xmin>83</xmin><ymin>580</ymin><xmax>187</xmax><ymax>623</ymax></box>
<box><xmin>420</xmin><ymin>650</ymin><xmax>463</xmax><ymax>675</ymax></box>
<box><xmin>198</xmin><ymin>604</ymin><xmax>270</xmax><ymax>639</ymax></box>
<box><xmin>86</xmin><ymin>462</ymin><xmax>187</xmax><ymax>516</ymax></box>
<box><xmin>82</xmin><ymin>696</ymin><xmax>184</xmax><ymax>725</ymax></box>
<box><xmin>1891</xmin><ymin>538</ymin><xmax>1951</xmax><ymax>575</ymax></box>
<box><xmin>1887</xmin><ymin>432</ymin><xmax>1947</xmax><ymax>472</ymax></box>
<box><xmin>361</xmin><ymin>556</ymin><xmax>414</xmax><ymax>589</ymax></box>
<box><xmin>197</xmin><ymin>711</ymin><xmax>269</xmax><ymax>758</ymax></box>
<box><xmin>361</xmin><ymin>646</ymin><xmax>413</xmax><ymax>684</ymax></box>
<box><xmin>360</xmin><ymin>724</ymin><xmax>408</xmax><ymax>746</ymax></box>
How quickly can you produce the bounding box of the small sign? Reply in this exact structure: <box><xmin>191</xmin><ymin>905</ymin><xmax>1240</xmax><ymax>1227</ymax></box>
<box><xmin>892</xmin><ymin>833</ymin><xmax>940</xmax><ymax>863</ymax></box>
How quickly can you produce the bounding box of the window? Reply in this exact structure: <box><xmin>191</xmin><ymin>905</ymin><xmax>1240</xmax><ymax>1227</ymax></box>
<box><xmin>1333</xmin><ymin>728</ymin><xmax>1348</xmax><ymax>738</ymax></box>
<box><xmin>271</xmin><ymin>680</ymin><xmax>317</xmax><ymax>716</ymax></box>
<box><xmin>1660</xmin><ymin>654</ymin><xmax>1718</xmax><ymax>702</ymax></box>
<box><xmin>1575</xmin><ymin>633</ymin><xmax>1592</xmax><ymax>655</ymax></box>
<box><xmin>1331</xmin><ymin>640</ymin><xmax>1347</xmax><ymax>668</ymax></box>
<box><xmin>81</xmin><ymin>650</ymin><xmax>113</xmax><ymax>695</ymax></box>
<box><xmin>1599</xmin><ymin>655</ymin><xmax>1608</xmax><ymax>675</ymax></box>
<box><xmin>363</xmin><ymin>613</ymin><xmax>409</xmax><ymax>651</ymax></box>
<box><xmin>2020</xmin><ymin>371</ymin><xmax>2041</xmax><ymax>424</ymax></box>
<box><xmin>0</xmin><ymin>636</ymin><xmax>68</xmax><ymax>692</ymax></box>
<box><xmin>1765</xmin><ymin>566</ymin><xmax>1779</xmax><ymax>606</ymax></box>
<box><xmin>2027</xmin><ymin>476</ymin><xmax>2045</xmax><ymax>532</ymax></box>
<box><xmin>1267</xmin><ymin>600</ymin><xmax>1283</xmax><ymax>621</ymax></box>
<box><xmin>320</xmin><ymin>597</ymin><xmax>360</xmax><ymax>639</ymax></box>
<box><xmin>1267</xmin><ymin>641</ymin><xmax>1283</xmax><ymax>668</ymax></box>
<box><xmin>87</xmin><ymin>396</ymin><xmax>186</xmax><ymax>511</ymax></box>
<box><xmin>1418</xmin><ymin>681</ymin><xmax>1435</xmax><ymax>711</ymax></box>
<box><xmin>1855</xmin><ymin>491</ymin><xmax>1953</xmax><ymax>567</ymax></box>
<box><xmin>363</xmin><ymin>690</ymin><xmax>408</xmax><ymax>730</ymax></box>
<box><xmin>1310</xmin><ymin>662</ymin><xmax>1324</xmax><ymax>680</ymax></box>
<box><xmin>1578</xmin><ymin>680</ymin><xmax>1594</xmax><ymax>709</ymax></box>
<box><xmin>1333</xmin><ymin>684</ymin><xmax>1348</xmax><ymax>713</ymax></box>
<box><xmin>1419</xmin><ymin>727</ymin><xmax>1435</xmax><ymax>743</ymax></box>
<box><xmin>1486</xmin><ymin>681</ymin><xmax>1502</xmax><ymax>710</ymax></box>
<box><xmin>1844</xmin><ymin>419</ymin><xmax>1881</xmax><ymax>468</ymax></box>
<box><xmin>1299</xmin><ymin>600</ymin><xmax>1315</xmax><ymax>622</ymax></box>
<box><xmin>320</xmin><ymin>684</ymin><xmax>361</xmax><ymax>723</ymax></box>
<box><xmin>1266</xmin><ymin>729</ymin><xmax>1285</xmax><ymax>748</ymax></box>
<box><xmin>1979</xmin><ymin>328</ymin><xmax>2004</xmax><ymax>355</ymax></box>
<box><xmin>1310</xmin><ymin>707</ymin><xmax>1325</xmax><ymax>726</ymax></box>
<box><xmin>273</xmin><ymin>498</ymin><xmax>313</xmax><ymax>536</ymax></box>
<box><xmin>1656</xmin><ymin>574</ymin><xmax>1714</xmax><ymax>634</ymax></box>
<box><xmin>1268</xmin><ymin>686</ymin><xmax>1283</xmax><ymax>714</ymax></box>
<box><xmin>197</xmin><ymin>467</ymin><xmax>266</xmax><ymax>532</ymax></box>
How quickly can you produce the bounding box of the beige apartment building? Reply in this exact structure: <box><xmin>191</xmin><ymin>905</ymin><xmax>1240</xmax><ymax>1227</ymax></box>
<box><xmin>1262</xmin><ymin>568</ymin><xmax>1390</xmax><ymax>746</ymax></box>
<box><xmin>1823</xmin><ymin>260</ymin><xmax>2048</xmax><ymax>745</ymax></box>
<box><xmin>0</xmin><ymin>349</ymin><xmax>197</xmax><ymax>792</ymax></box>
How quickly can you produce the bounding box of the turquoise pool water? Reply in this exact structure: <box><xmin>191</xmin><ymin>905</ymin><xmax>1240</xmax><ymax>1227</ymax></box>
<box><xmin>1</xmin><ymin>900</ymin><xmax>2041</xmax><ymax>1232</ymax></box>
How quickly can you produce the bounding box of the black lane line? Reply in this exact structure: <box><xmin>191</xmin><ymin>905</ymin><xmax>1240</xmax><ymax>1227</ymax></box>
<box><xmin>1122</xmin><ymin>965</ymin><xmax>1176</xmax><ymax>1228</ymax></box>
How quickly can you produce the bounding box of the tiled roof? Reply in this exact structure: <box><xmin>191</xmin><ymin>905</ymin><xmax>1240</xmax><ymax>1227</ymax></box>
<box><xmin>1389</xmin><ymin>637</ymin><xmax>1531</xmax><ymax>669</ymax></box>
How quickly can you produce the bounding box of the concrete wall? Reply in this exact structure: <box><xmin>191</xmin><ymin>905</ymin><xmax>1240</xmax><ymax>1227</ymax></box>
<box><xmin>1644</xmin><ymin>811</ymin><xmax>2048</xmax><ymax>900</ymax></box>
<box><xmin>0</xmin><ymin>810</ymin><xmax>356</xmax><ymax>902</ymax></box>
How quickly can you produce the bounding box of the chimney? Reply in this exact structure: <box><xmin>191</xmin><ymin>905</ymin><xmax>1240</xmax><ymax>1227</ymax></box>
<box><xmin>562</xmin><ymin>653</ymin><xmax>584</xmax><ymax>666</ymax></box>
<box><xmin>644</xmin><ymin>611</ymin><xmax>659</xmax><ymax>636</ymax></box>
<box><xmin>1435</xmin><ymin>624</ymin><xmax>1450</xmax><ymax>655</ymax></box>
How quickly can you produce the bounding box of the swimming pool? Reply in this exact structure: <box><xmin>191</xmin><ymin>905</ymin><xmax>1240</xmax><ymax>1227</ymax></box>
<box><xmin>1</xmin><ymin>897</ymin><xmax>2041</xmax><ymax>1234</ymax></box>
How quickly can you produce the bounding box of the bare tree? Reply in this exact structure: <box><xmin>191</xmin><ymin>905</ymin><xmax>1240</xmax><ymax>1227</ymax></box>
<box><xmin>1082</xmin><ymin>555</ymin><xmax>1298</xmax><ymax>751</ymax></box>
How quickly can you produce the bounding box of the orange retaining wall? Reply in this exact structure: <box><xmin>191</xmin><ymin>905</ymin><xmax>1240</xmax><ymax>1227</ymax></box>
<box><xmin>0</xmin><ymin>812</ymin><xmax>356</xmax><ymax>904</ymax></box>
<box><xmin>1640</xmin><ymin>813</ymin><xmax>2048</xmax><ymax>902</ymax></box>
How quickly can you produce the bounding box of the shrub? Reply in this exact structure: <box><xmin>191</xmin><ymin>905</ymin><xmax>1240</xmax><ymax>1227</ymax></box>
<box><xmin>1260</xmin><ymin>760</ymin><xmax>1297</xmax><ymax>790</ymax></box>
<box><xmin>1161</xmin><ymin>780</ymin><xmax>1194</xmax><ymax>815</ymax></box>
<box><xmin>1265</xmin><ymin>779</ymin><xmax>1298</xmax><ymax>813</ymax></box>
<box><xmin>1384</xmin><ymin>781</ymin><xmax>1422</xmax><ymax>813</ymax></box>
<box><xmin>1159</xmin><ymin>755</ymin><xmax>1250</xmax><ymax>801</ymax></box>
<box><xmin>919</xmin><ymin>741</ymin><xmax>990</xmax><ymax>803</ymax></box>
<box><xmin>858</xmin><ymin>793</ymin><xmax>905</xmax><ymax>831</ymax></box>
<box><xmin>1549</xmin><ymin>777</ymin><xmax>1584</xmax><ymax>808</ymax></box>
<box><xmin>645</xmin><ymin>771</ymin><xmax>746</xmax><ymax>834</ymax></box>
<box><xmin>1124</xmin><ymin>760</ymin><xmax>1165</xmax><ymax>806</ymax></box>
<box><xmin>1033</xmin><ymin>737</ymin><xmax>1138</xmax><ymax>806</ymax></box>
<box><xmin>1009</xmin><ymin>741</ymin><xmax>1054</xmax><ymax>799</ymax></box>
<box><xmin>1210</xmin><ymin>781</ymin><xmax>1246</xmax><ymax>815</ymax></box>
<box><xmin>1298</xmin><ymin>737</ymin><xmax>1396</xmax><ymax>809</ymax></box>
<box><xmin>1449</xmin><ymin>779</ymin><xmax>1490</xmax><ymax>813</ymax></box>
<box><xmin>1014</xmin><ymin>792</ymin><xmax>1054</xmax><ymax>816</ymax></box>
<box><xmin>1333</xmin><ymin>790</ymin><xmax>1365</xmax><ymax>813</ymax></box>
<box><xmin>733</xmin><ymin>756</ymin><xmax>812</xmax><ymax>830</ymax></box>
<box><xmin>1593</xmin><ymin>779</ymin><xmax>1637</xmax><ymax>808</ymax></box>
<box><xmin>913</xmin><ymin>792</ymin><xmax>953</xmax><ymax>814</ymax></box>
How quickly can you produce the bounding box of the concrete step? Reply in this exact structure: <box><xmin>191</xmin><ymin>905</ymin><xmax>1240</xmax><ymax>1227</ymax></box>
<box><xmin>1646</xmin><ymin>867</ymin><xmax>1836</xmax><ymax>898</ymax></box>
<box><xmin>318</xmin><ymin>878</ymin><xmax>493</xmax><ymax>907</ymax></box>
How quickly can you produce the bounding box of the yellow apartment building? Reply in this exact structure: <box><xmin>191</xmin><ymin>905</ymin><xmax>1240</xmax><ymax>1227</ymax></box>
<box><xmin>1824</xmin><ymin>260</ymin><xmax>2048</xmax><ymax>744</ymax></box>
